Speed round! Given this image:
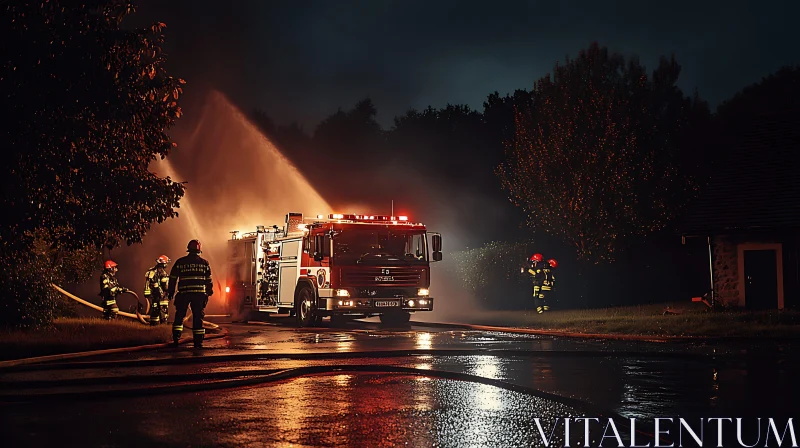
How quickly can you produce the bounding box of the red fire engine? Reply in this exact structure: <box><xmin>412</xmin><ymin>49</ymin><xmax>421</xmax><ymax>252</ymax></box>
<box><xmin>224</xmin><ymin>212</ymin><xmax>442</xmax><ymax>326</ymax></box>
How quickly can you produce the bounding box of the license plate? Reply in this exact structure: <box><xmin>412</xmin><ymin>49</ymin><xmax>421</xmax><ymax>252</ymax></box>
<box><xmin>375</xmin><ymin>300</ymin><xmax>399</xmax><ymax>307</ymax></box>
<box><xmin>375</xmin><ymin>276</ymin><xmax>394</xmax><ymax>282</ymax></box>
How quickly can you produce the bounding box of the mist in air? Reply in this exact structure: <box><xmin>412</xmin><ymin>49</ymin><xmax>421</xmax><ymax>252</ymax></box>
<box><xmin>72</xmin><ymin>90</ymin><xmax>330</xmax><ymax>314</ymax></box>
<box><xmin>68</xmin><ymin>87</ymin><xmax>509</xmax><ymax>322</ymax></box>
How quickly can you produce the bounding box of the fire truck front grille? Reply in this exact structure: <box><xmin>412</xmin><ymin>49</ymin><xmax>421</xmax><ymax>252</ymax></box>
<box><xmin>344</xmin><ymin>268</ymin><xmax>422</xmax><ymax>287</ymax></box>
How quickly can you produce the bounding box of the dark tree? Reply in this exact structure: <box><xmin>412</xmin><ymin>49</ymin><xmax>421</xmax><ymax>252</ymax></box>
<box><xmin>313</xmin><ymin>98</ymin><xmax>384</xmax><ymax>157</ymax></box>
<box><xmin>716</xmin><ymin>65</ymin><xmax>800</xmax><ymax>124</ymax></box>
<box><xmin>497</xmin><ymin>43</ymin><xmax>709</xmax><ymax>264</ymax></box>
<box><xmin>0</xmin><ymin>1</ymin><xmax>185</xmax><ymax>327</ymax></box>
<box><xmin>483</xmin><ymin>90</ymin><xmax>532</xmax><ymax>144</ymax></box>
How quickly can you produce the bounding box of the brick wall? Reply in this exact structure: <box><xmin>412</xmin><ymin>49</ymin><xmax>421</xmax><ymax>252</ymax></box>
<box><xmin>711</xmin><ymin>236</ymin><xmax>741</xmax><ymax>307</ymax></box>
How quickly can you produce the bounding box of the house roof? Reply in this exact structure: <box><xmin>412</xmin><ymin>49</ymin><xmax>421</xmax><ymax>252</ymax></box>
<box><xmin>680</xmin><ymin>109</ymin><xmax>800</xmax><ymax>236</ymax></box>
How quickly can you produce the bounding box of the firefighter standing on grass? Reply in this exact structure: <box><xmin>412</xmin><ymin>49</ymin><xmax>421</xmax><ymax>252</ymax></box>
<box><xmin>99</xmin><ymin>260</ymin><xmax>127</xmax><ymax>320</ymax></box>
<box><xmin>167</xmin><ymin>240</ymin><xmax>213</xmax><ymax>348</ymax></box>
<box><xmin>144</xmin><ymin>255</ymin><xmax>171</xmax><ymax>326</ymax></box>
<box><xmin>525</xmin><ymin>254</ymin><xmax>557</xmax><ymax>313</ymax></box>
<box><xmin>526</xmin><ymin>253</ymin><xmax>546</xmax><ymax>313</ymax></box>
<box><xmin>539</xmin><ymin>258</ymin><xmax>557</xmax><ymax>311</ymax></box>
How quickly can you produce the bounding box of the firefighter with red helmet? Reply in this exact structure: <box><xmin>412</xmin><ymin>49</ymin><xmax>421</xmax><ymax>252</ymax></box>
<box><xmin>145</xmin><ymin>255</ymin><xmax>171</xmax><ymax>326</ymax></box>
<box><xmin>99</xmin><ymin>260</ymin><xmax>127</xmax><ymax>320</ymax></box>
<box><xmin>526</xmin><ymin>253</ymin><xmax>547</xmax><ymax>313</ymax></box>
<box><xmin>539</xmin><ymin>258</ymin><xmax>557</xmax><ymax>312</ymax></box>
<box><xmin>167</xmin><ymin>240</ymin><xmax>213</xmax><ymax>348</ymax></box>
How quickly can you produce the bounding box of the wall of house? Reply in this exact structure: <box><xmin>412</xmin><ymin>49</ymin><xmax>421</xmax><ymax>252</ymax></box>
<box><xmin>712</xmin><ymin>232</ymin><xmax>800</xmax><ymax>309</ymax></box>
<box><xmin>711</xmin><ymin>235</ymin><xmax>741</xmax><ymax>306</ymax></box>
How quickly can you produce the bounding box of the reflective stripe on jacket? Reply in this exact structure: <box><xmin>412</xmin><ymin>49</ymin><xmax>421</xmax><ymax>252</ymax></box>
<box><xmin>168</xmin><ymin>254</ymin><xmax>213</xmax><ymax>297</ymax></box>
<box><xmin>144</xmin><ymin>266</ymin><xmax>169</xmax><ymax>296</ymax></box>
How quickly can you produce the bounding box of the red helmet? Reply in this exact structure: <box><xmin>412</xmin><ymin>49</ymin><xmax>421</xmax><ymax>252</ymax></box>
<box><xmin>530</xmin><ymin>253</ymin><xmax>543</xmax><ymax>262</ymax></box>
<box><xmin>104</xmin><ymin>260</ymin><xmax>118</xmax><ymax>270</ymax></box>
<box><xmin>187</xmin><ymin>239</ymin><xmax>202</xmax><ymax>253</ymax></box>
<box><xmin>156</xmin><ymin>255</ymin><xmax>170</xmax><ymax>264</ymax></box>
<box><xmin>548</xmin><ymin>258</ymin><xmax>558</xmax><ymax>268</ymax></box>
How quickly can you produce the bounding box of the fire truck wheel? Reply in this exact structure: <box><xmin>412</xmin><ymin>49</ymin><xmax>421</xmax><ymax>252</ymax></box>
<box><xmin>295</xmin><ymin>286</ymin><xmax>316</xmax><ymax>327</ymax></box>
<box><xmin>379</xmin><ymin>311</ymin><xmax>410</xmax><ymax>326</ymax></box>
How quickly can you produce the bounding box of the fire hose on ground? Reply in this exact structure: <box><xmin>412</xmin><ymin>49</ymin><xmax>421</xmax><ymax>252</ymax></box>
<box><xmin>50</xmin><ymin>284</ymin><xmax>219</xmax><ymax>331</ymax></box>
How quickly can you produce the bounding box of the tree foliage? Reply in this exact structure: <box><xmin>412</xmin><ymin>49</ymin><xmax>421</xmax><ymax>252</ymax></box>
<box><xmin>0</xmin><ymin>1</ymin><xmax>185</xmax><ymax>327</ymax></box>
<box><xmin>497</xmin><ymin>43</ymin><xmax>709</xmax><ymax>264</ymax></box>
<box><xmin>716</xmin><ymin>65</ymin><xmax>800</xmax><ymax>124</ymax></box>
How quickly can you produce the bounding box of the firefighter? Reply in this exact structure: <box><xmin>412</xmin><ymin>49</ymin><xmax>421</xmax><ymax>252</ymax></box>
<box><xmin>145</xmin><ymin>255</ymin><xmax>171</xmax><ymax>326</ymax></box>
<box><xmin>99</xmin><ymin>260</ymin><xmax>127</xmax><ymax>320</ymax></box>
<box><xmin>167</xmin><ymin>240</ymin><xmax>213</xmax><ymax>348</ymax></box>
<box><xmin>539</xmin><ymin>258</ymin><xmax>557</xmax><ymax>312</ymax></box>
<box><xmin>526</xmin><ymin>253</ymin><xmax>546</xmax><ymax>313</ymax></box>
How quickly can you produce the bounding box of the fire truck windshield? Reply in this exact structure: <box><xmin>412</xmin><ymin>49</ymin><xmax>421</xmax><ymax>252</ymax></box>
<box><xmin>333</xmin><ymin>229</ymin><xmax>428</xmax><ymax>266</ymax></box>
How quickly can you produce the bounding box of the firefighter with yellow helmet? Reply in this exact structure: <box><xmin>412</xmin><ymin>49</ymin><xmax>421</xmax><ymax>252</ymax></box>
<box><xmin>144</xmin><ymin>255</ymin><xmax>171</xmax><ymax>326</ymax></box>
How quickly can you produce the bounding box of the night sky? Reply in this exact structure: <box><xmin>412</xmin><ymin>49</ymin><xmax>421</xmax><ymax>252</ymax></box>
<box><xmin>131</xmin><ymin>0</ymin><xmax>800</xmax><ymax>128</ymax></box>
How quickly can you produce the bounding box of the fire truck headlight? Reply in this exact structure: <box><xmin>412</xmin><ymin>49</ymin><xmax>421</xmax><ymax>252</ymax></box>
<box><xmin>407</xmin><ymin>300</ymin><xmax>415</xmax><ymax>307</ymax></box>
<box><xmin>418</xmin><ymin>299</ymin><xmax>428</xmax><ymax>306</ymax></box>
<box><xmin>225</xmin><ymin>286</ymin><xmax>230</xmax><ymax>293</ymax></box>
<box><xmin>335</xmin><ymin>289</ymin><xmax>350</xmax><ymax>297</ymax></box>
<box><xmin>417</xmin><ymin>288</ymin><xmax>429</xmax><ymax>297</ymax></box>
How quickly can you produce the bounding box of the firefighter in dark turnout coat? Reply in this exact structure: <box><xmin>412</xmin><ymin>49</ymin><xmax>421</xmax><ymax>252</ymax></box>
<box><xmin>99</xmin><ymin>260</ymin><xmax>127</xmax><ymax>319</ymax></box>
<box><xmin>538</xmin><ymin>258</ymin><xmax>557</xmax><ymax>312</ymax></box>
<box><xmin>145</xmin><ymin>255</ymin><xmax>171</xmax><ymax>326</ymax></box>
<box><xmin>168</xmin><ymin>240</ymin><xmax>213</xmax><ymax>347</ymax></box>
<box><xmin>526</xmin><ymin>253</ymin><xmax>547</xmax><ymax>313</ymax></box>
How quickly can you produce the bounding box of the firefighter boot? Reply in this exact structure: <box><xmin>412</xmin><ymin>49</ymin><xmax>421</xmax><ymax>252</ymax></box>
<box><xmin>172</xmin><ymin>325</ymin><xmax>182</xmax><ymax>347</ymax></box>
<box><xmin>193</xmin><ymin>333</ymin><xmax>204</xmax><ymax>348</ymax></box>
<box><xmin>149</xmin><ymin>302</ymin><xmax>160</xmax><ymax>326</ymax></box>
<box><xmin>161</xmin><ymin>305</ymin><xmax>170</xmax><ymax>325</ymax></box>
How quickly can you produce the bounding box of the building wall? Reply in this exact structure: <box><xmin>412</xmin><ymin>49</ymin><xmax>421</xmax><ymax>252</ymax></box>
<box><xmin>711</xmin><ymin>236</ymin><xmax>741</xmax><ymax>306</ymax></box>
<box><xmin>711</xmin><ymin>233</ymin><xmax>799</xmax><ymax>309</ymax></box>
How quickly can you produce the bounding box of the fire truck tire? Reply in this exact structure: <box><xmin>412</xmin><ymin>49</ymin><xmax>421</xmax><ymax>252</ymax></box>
<box><xmin>294</xmin><ymin>285</ymin><xmax>316</xmax><ymax>327</ymax></box>
<box><xmin>379</xmin><ymin>311</ymin><xmax>410</xmax><ymax>326</ymax></box>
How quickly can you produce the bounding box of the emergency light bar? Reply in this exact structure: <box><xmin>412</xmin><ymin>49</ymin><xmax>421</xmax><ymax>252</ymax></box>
<box><xmin>326</xmin><ymin>214</ymin><xmax>412</xmax><ymax>223</ymax></box>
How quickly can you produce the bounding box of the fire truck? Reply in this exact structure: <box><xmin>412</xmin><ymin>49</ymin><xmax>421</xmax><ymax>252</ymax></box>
<box><xmin>224</xmin><ymin>212</ymin><xmax>442</xmax><ymax>326</ymax></box>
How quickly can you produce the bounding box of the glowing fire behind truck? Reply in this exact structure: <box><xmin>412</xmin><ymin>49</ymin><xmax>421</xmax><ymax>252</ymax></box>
<box><xmin>224</xmin><ymin>212</ymin><xmax>443</xmax><ymax>326</ymax></box>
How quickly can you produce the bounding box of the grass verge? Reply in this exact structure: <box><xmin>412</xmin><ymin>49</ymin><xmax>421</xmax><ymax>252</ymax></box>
<box><xmin>0</xmin><ymin>318</ymin><xmax>172</xmax><ymax>361</ymax></box>
<box><xmin>468</xmin><ymin>303</ymin><xmax>800</xmax><ymax>338</ymax></box>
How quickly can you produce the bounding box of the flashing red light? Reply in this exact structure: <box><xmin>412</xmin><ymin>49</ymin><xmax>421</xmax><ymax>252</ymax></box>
<box><xmin>398</xmin><ymin>216</ymin><xmax>408</xmax><ymax>221</ymax></box>
<box><xmin>225</xmin><ymin>286</ymin><xmax>230</xmax><ymax>293</ymax></box>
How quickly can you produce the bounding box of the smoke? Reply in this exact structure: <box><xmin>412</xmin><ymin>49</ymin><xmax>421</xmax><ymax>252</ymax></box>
<box><xmin>67</xmin><ymin>88</ymin><xmax>521</xmax><ymax>323</ymax></box>
<box><xmin>73</xmin><ymin>90</ymin><xmax>331</xmax><ymax>313</ymax></box>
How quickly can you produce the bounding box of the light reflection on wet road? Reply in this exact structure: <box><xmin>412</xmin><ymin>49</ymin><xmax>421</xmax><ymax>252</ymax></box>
<box><xmin>1</xmin><ymin>318</ymin><xmax>796</xmax><ymax>447</ymax></box>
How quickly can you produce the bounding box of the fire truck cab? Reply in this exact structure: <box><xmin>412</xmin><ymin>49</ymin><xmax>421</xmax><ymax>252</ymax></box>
<box><xmin>224</xmin><ymin>212</ymin><xmax>442</xmax><ymax>326</ymax></box>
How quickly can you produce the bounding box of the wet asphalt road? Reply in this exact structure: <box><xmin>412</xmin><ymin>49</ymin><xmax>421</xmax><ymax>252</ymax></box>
<box><xmin>1</xmin><ymin>316</ymin><xmax>798</xmax><ymax>447</ymax></box>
